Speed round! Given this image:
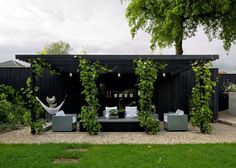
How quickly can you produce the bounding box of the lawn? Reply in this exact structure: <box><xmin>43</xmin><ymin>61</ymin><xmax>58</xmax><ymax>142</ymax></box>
<box><xmin>0</xmin><ymin>143</ymin><xmax>235</xmax><ymax>168</ymax></box>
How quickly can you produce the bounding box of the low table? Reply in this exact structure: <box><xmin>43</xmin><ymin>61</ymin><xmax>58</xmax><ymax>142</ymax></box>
<box><xmin>80</xmin><ymin>117</ymin><xmax>144</xmax><ymax>132</ymax></box>
<box><xmin>80</xmin><ymin>114</ymin><xmax>159</xmax><ymax>132</ymax></box>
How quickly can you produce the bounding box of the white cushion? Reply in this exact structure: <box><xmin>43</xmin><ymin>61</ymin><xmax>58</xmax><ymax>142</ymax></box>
<box><xmin>105</xmin><ymin>106</ymin><xmax>118</xmax><ymax>118</ymax></box>
<box><xmin>72</xmin><ymin>116</ymin><xmax>77</xmax><ymax>123</ymax></box>
<box><xmin>176</xmin><ymin>109</ymin><xmax>184</xmax><ymax>115</ymax></box>
<box><xmin>125</xmin><ymin>106</ymin><xmax>138</xmax><ymax>118</ymax></box>
<box><xmin>164</xmin><ymin>115</ymin><xmax>167</xmax><ymax>122</ymax></box>
<box><xmin>56</xmin><ymin>110</ymin><xmax>65</xmax><ymax>116</ymax></box>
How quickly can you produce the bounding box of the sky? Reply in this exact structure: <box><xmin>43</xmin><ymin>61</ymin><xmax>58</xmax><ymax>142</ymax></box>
<box><xmin>0</xmin><ymin>0</ymin><xmax>235</xmax><ymax>73</ymax></box>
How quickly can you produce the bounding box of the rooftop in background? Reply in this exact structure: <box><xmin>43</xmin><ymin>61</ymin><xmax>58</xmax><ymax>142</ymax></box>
<box><xmin>16</xmin><ymin>54</ymin><xmax>219</xmax><ymax>74</ymax></box>
<box><xmin>0</xmin><ymin>60</ymin><xmax>26</xmax><ymax>67</ymax></box>
<box><xmin>219</xmin><ymin>70</ymin><xmax>227</xmax><ymax>74</ymax></box>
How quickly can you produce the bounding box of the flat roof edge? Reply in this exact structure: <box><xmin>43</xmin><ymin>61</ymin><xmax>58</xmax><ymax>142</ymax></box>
<box><xmin>16</xmin><ymin>54</ymin><xmax>219</xmax><ymax>62</ymax></box>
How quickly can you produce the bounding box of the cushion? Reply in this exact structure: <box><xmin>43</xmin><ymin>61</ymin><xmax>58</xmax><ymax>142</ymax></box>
<box><xmin>176</xmin><ymin>109</ymin><xmax>184</xmax><ymax>115</ymax></box>
<box><xmin>56</xmin><ymin>110</ymin><xmax>65</xmax><ymax>116</ymax></box>
<box><xmin>164</xmin><ymin>115</ymin><xmax>167</xmax><ymax>122</ymax></box>
<box><xmin>72</xmin><ymin>116</ymin><xmax>77</xmax><ymax>123</ymax></box>
<box><xmin>125</xmin><ymin>106</ymin><xmax>138</xmax><ymax>118</ymax></box>
<box><xmin>105</xmin><ymin>106</ymin><xmax>118</xmax><ymax>118</ymax></box>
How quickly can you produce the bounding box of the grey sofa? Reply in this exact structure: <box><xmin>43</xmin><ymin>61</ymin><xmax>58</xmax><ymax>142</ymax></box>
<box><xmin>164</xmin><ymin>113</ymin><xmax>188</xmax><ymax>131</ymax></box>
<box><xmin>52</xmin><ymin>114</ymin><xmax>77</xmax><ymax>132</ymax></box>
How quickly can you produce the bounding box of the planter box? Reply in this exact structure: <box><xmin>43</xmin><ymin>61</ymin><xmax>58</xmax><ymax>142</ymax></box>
<box><xmin>110</xmin><ymin>115</ymin><xmax>119</xmax><ymax>119</ymax></box>
<box><xmin>229</xmin><ymin>92</ymin><xmax>236</xmax><ymax>116</ymax></box>
<box><xmin>118</xmin><ymin>112</ymin><xmax>125</xmax><ymax>118</ymax></box>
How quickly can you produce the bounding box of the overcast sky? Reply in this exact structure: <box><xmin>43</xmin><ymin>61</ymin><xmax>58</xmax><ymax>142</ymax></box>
<box><xmin>0</xmin><ymin>0</ymin><xmax>235</xmax><ymax>72</ymax></box>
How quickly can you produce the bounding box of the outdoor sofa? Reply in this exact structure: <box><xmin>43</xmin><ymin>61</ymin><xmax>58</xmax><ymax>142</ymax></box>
<box><xmin>52</xmin><ymin>111</ymin><xmax>77</xmax><ymax>132</ymax></box>
<box><xmin>164</xmin><ymin>111</ymin><xmax>188</xmax><ymax>131</ymax></box>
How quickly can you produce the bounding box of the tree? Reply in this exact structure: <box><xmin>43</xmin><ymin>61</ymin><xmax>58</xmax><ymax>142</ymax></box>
<box><xmin>124</xmin><ymin>0</ymin><xmax>236</xmax><ymax>55</ymax></box>
<box><xmin>37</xmin><ymin>41</ymin><xmax>72</xmax><ymax>54</ymax></box>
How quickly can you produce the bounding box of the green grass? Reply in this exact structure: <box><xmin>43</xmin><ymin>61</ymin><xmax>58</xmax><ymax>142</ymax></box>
<box><xmin>0</xmin><ymin>143</ymin><xmax>235</xmax><ymax>168</ymax></box>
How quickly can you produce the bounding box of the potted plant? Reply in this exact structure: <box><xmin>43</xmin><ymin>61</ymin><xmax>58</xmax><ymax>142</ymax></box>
<box><xmin>113</xmin><ymin>91</ymin><xmax>118</xmax><ymax>98</ymax></box>
<box><xmin>118</xmin><ymin>99</ymin><xmax>125</xmax><ymax>118</ymax></box>
<box><xmin>225</xmin><ymin>83</ymin><xmax>236</xmax><ymax>116</ymax></box>
<box><xmin>109</xmin><ymin>109</ymin><xmax>119</xmax><ymax>119</ymax></box>
<box><xmin>118</xmin><ymin>109</ymin><xmax>125</xmax><ymax>118</ymax></box>
<box><xmin>124</xmin><ymin>90</ymin><xmax>129</xmax><ymax>98</ymax></box>
<box><xmin>129</xmin><ymin>89</ymin><xmax>136</xmax><ymax>98</ymax></box>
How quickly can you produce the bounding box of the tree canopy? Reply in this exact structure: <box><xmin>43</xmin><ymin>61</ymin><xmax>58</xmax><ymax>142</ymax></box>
<box><xmin>37</xmin><ymin>41</ymin><xmax>72</xmax><ymax>55</ymax></box>
<box><xmin>125</xmin><ymin>0</ymin><xmax>236</xmax><ymax>55</ymax></box>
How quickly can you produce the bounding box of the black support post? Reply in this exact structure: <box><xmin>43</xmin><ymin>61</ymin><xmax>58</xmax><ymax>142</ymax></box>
<box><xmin>30</xmin><ymin>60</ymin><xmax>37</xmax><ymax>134</ymax></box>
<box><xmin>211</xmin><ymin>68</ymin><xmax>219</xmax><ymax>121</ymax></box>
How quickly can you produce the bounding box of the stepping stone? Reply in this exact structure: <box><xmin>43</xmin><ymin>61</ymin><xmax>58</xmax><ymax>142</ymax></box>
<box><xmin>65</xmin><ymin>148</ymin><xmax>88</xmax><ymax>152</ymax></box>
<box><xmin>53</xmin><ymin>157</ymin><xmax>79</xmax><ymax>164</ymax></box>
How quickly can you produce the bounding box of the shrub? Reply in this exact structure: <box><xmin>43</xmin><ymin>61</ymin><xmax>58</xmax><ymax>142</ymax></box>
<box><xmin>0</xmin><ymin>85</ymin><xmax>29</xmax><ymax>132</ymax></box>
<box><xmin>224</xmin><ymin>82</ymin><xmax>236</xmax><ymax>92</ymax></box>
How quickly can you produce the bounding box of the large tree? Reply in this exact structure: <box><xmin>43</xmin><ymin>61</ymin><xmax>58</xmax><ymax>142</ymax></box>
<box><xmin>124</xmin><ymin>0</ymin><xmax>236</xmax><ymax>55</ymax></box>
<box><xmin>37</xmin><ymin>41</ymin><xmax>72</xmax><ymax>55</ymax></box>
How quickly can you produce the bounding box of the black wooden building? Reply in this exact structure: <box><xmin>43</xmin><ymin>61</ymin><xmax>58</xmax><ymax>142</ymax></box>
<box><xmin>14</xmin><ymin>54</ymin><xmax>219</xmax><ymax>121</ymax></box>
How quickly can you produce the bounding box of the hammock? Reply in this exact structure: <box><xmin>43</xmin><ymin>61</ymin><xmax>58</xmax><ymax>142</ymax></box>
<box><xmin>36</xmin><ymin>95</ymin><xmax>67</xmax><ymax>115</ymax></box>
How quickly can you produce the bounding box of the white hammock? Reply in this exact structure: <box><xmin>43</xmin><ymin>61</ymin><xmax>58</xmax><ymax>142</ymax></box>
<box><xmin>36</xmin><ymin>96</ymin><xmax>66</xmax><ymax>115</ymax></box>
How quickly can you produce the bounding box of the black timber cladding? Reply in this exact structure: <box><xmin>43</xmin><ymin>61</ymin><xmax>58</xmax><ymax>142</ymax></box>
<box><xmin>0</xmin><ymin>67</ymin><xmax>31</xmax><ymax>89</ymax></box>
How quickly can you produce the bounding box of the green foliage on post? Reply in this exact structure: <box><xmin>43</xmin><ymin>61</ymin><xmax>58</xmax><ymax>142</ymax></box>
<box><xmin>21</xmin><ymin>57</ymin><xmax>58</xmax><ymax>134</ymax></box>
<box><xmin>31</xmin><ymin>57</ymin><xmax>58</xmax><ymax>80</ymax></box>
<box><xmin>78</xmin><ymin>58</ymin><xmax>109</xmax><ymax>135</ymax></box>
<box><xmin>21</xmin><ymin>78</ymin><xmax>44</xmax><ymax>134</ymax></box>
<box><xmin>190</xmin><ymin>61</ymin><xmax>216</xmax><ymax>134</ymax></box>
<box><xmin>124</xmin><ymin>0</ymin><xmax>236</xmax><ymax>54</ymax></box>
<box><xmin>134</xmin><ymin>59</ymin><xmax>166</xmax><ymax>134</ymax></box>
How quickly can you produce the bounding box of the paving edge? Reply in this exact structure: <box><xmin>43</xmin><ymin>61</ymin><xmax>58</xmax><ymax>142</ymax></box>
<box><xmin>42</xmin><ymin>124</ymin><xmax>52</xmax><ymax>132</ymax></box>
<box><xmin>216</xmin><ymin>119</ymin><xmax>236</xmax><ymax>127</ymax></box>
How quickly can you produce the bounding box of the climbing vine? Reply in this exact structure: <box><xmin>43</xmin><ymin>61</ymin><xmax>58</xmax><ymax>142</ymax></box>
<box><xmin>134</xmin><ymin>59</ymin><xmax>166</xmax><ymax>134</ymax></box>
<box><xmin>190</xmin><ymin>61</ymin><xmax>216</xmax><ymax>134</ymax></box>
<box><xmin>22</xmin><ymin>57</ymin><xmax>58</xmax><ymax>134</ymax></box>
<box><xmin>78</xmin><ymin>58</ymin><xmax>109</xmax><ymax>135</ymax></box>
<box><xmin>31</xmin><ymin>57</ymin><xmax>58</xmax><ymax>80</ymax></box>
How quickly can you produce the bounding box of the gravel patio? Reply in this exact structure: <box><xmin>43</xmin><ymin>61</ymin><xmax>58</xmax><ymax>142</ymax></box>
<box><xmin>0</xmin><ymin>122</ymin><xmax>235</xmax><ymax>144</ymax></box>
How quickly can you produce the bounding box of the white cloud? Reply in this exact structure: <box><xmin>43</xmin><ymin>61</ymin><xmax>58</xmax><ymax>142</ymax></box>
<box><xmin>0</xmin><ymin>0</ymin><xmax>235</xmax><ymax>72</ymax></box>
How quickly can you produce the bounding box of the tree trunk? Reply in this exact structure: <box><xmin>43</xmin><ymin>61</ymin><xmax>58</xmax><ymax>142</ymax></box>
<box><xmin>175</xmin><ymin>40</ymin><xmax>183</xmax><ymax>55</ymax></box>
<box><xmin>175</xmin><ymin>16</ymin><xmax>184</xmax><ymax>55</ymax></box>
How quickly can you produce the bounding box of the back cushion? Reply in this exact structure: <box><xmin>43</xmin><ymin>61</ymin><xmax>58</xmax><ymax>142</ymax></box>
<box><xmin>125</xmin><ymin>106</ymin><xmax>138</xmax><ymax>118</ymax></box>
<box><xmin>105</xmin><ymin>106</ymin><xmax>118</xmax><ymax>118</ymax></box>
<box><xmin>175</xmin><ymin>109</ymin><xmax>184</xmax><ymax>115</ymax></box>
<box><xmin>56</xmin><ymin>110</ymin><xmax>65</xmax><ymax>116</ymax></box>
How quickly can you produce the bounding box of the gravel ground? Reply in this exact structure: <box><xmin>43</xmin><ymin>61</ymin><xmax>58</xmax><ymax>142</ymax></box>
<box><xmin>0</xmin><ymin>122</ymin><xmax>236</xmax><ymax>144</ymax></box>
